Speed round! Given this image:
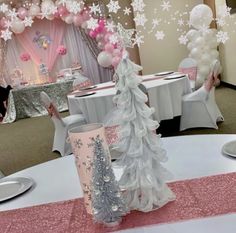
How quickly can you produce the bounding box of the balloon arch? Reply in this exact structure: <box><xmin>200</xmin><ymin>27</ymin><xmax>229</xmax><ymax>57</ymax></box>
<box><xmin>0</xmin><ymin>0</ymin><xmax>125</xmax><ymax>69</ymax></box>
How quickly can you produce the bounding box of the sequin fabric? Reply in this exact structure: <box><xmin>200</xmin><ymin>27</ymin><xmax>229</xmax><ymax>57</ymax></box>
<box><xmin>0</xmin><ymin>172</ymin><xmax>236</xmax><ymax>233</ymax></box>
<box><xmin>3</xmin><ymin>80</ymin><xmax>73</xmax><ymax>123</ymax></box>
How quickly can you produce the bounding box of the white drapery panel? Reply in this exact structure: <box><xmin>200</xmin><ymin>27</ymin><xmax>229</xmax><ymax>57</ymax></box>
<box><xmin>5</xmin><ymin>23</ymin><xmax>113</xmax><ymax>85</ymax></box>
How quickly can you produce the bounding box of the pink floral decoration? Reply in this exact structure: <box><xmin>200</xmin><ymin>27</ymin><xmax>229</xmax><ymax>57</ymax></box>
<box><xmin>56</xmin><ymin>45</ymin><xmax>67</xmax><ymax>55</ymax></box>
<box><xmin>20</xmin><ymin>52</ymin><xmax>31</xmax><ymax>62</ymax></box>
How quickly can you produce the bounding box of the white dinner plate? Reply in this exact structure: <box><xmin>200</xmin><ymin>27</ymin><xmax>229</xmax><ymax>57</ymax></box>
<box><xmin>75</xmin><ymin>92</ymin><xmax>96</xmax><ymax>97</ymax></box>
<box><xmin>222</xmin><ymin>140</ymin><xmax>236</xmax><ymax>158</ymax></box>
<box><xmin>164</xmin><ymin>74</ymin><xmax>186</xmax><ymax>80</ymax></box>
<box><xmin>155</xmin><ymin>71</ymin><xmax>174</xmax><ymax>76</ymax></box>
<box><xmin>79</xmin><ymin>85</ymin><xmax>97</xmax><ymax>91</ymax></box>
<box><xmin>0</xmin><ymin>177</ymin><xmax>34</xmax><ymax>202</ymax></box>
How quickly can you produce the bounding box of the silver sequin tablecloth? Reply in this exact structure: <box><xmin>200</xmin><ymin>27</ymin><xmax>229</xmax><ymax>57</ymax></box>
<box><xmin>3</xmin><ymin>80</ymin><xmax>73</xmax><ymax>123</ymax></box>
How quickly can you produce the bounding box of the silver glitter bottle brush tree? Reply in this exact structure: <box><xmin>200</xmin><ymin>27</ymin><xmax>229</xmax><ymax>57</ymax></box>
<box><xmin>89</xmin><ymin>135</ymin><xmax>127</xmax><ymax>225</ymax></box>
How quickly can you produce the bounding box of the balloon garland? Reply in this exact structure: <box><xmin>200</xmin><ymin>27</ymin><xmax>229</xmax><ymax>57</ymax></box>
<box><xmin>0</xmin><ymin>0</ymin><xmax>125</xmax><ymax>69</ymax></box>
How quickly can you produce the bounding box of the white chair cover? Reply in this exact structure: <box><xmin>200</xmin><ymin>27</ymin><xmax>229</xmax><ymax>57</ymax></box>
<box><xmin>178</xmin><ymin>58</ymin><xmax>197</xmax><ymax>90</ymax></box>
<box><xmin>180</xmin><ymin>74</ymin><xmax>224</xmax><ymax>131</ymax></box>
<box><xmin>40</xmin><ymin>91</ymin><xmax>87</xmax><ymax>156</ymax></box>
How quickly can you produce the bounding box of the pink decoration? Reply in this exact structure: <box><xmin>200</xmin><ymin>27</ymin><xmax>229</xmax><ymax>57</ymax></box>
<box><xmin>1</xmin><ymin>172</ymin><xmax>236</xmax><ymax>232</ymax></box>
<box><xmin>178</xmin><ymin>66</ymin><xmax>197</xmax><ymax>81</ymax></box>
<box><xmin>96</xmin><ymin>33</ymin><xmax>103</xmax><ymax>42</ymax></box>
<box><xmin>20</xmin><ymin>52</ymin><xmax>31</xmax><ymax>62</ymax></box>
<box><xmin>17</xmin><ymin>7</ymin><xmax>28</xmax><ymax>20</ymax></box>
<box><xmin>89</xmin><ymin>30</ymin><xmax>96</xmax><ymax>38</ymax></box>
<box><xmin>17</xmin><ymin>19</ymin><xmax>65</xmax><ymax>71</ymax></box>
<box><xmin>111</xmin><ymin>56</ymin><xmax>121</xmax><ymax>68</ymax></box>
<box><xmin>58</xmin><ymin>5</ymin><xmax>69</xmax><ymax>17</ymax></box>
<box><xmin>113</xmin><ymin>49</ymin><xmax>121</xmax><ymax>57</ymax></box>
<box><xmin>53</xmin><ymin>11</ymin><xmax>60</xmax><ymax>19</ymax></box>
<box><xmin>82</xmin><ymin>10</ymin><xmax>90</xmax><ymax>21</ymax></box>
<box><xmin>56</xmin><ymin>45</ymin><xmax>67</xmax><ymax>55</ymax></box>
<box><xmin>73</xmin><ymin>14</ymin><xmax>84</xmax><ymax>27</ymax></box>
<box><xmin>104</xmin><ymin>33</ymin><xmax>112</xmax><ymax>43</ymax></box>
<box><xmin>104</xmin><ymin>43</ymin><xmax>114</xmax><ymax>53</ymax></box>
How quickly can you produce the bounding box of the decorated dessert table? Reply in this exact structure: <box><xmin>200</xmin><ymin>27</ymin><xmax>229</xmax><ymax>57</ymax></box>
<box><xmin>67</xmin><ymin>74</ymin><xmax>191</xmax><ymax>124</ymax></box>
<box><xmin>3</xmin><ymin>79</ymin><xmax>73</xmax><ymax>123</ymax></box>
<box><xmin>1</xmin><ymin>134</ymin><xmax>236</xmax><ymax>233</ymax></box>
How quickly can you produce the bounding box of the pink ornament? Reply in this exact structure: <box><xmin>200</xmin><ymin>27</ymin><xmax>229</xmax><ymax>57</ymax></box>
<box><xmin>112</xmin><ymin>56</ymin><xmax>121</xmax><ymax>68</ymax></box>
<box><xmin>56</xmin><ymin>45</ymin><xmax>67</xmax><ymax>55</ymax></box>
<box><xmin>73</xmin><ymin>14</ymin><xmax>84</xmax><ymax>27</ymax></box>
<box><xmin>58</xmin><ymin>5</ymin><xmax>69</xmax><ymax>17</ymax></box>
<box><xmin>0</xmin><ymin>18</ymin><xmax>7</xmax><ymax>29</ymax></box>
<box><xmin>18</xmin><ymin>7</ymin><xmax>28</xmax><ymax>20</ymax></box>
<box><xmin>20</xmin><ymin>52</ymin><xmax>31</xmax><ymax>62</ymax></box>
<box><xmin>113</xmin><ymin>49</ymin><xmax>121</xmax><ymax>57</ymax></box>
<box><xmin>104</xmin><ymin>43</ymin><xmax>114</xmax><ymax>53</ymax></box>
<box><xmin>89</xmin><ymin>30</ymin><xmax>97</xmax><ymax>38</ymax></box>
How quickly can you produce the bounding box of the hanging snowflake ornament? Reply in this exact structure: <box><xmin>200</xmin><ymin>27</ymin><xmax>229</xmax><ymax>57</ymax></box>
<box><xmin>109</xmin><ymin>34</ymin><xmax>119</xmax><ymax>44</ymax></box>
<box><xmin>117</xmin><ymin>23</ymin><xmax>135</xmax><ymax>48</ymax></box>
<box><xmin>89</xmin><ymin>3</ymin><xmax>101</xmax><ymax>15</ymax></box>
<box><xmin>178</xmin><ymin>19</ymin><xmax>185</xmax><ymax>26</ymax></box>
<box><xmin>216</xmin><ymin>18</ymin><xmax>226</xmax><ymax>27</ymax></box>
<box><xmin>178</xmin><ymin>34</ymin><xmax>188</xmax><ymax>45</ymax></box>
<box><xmin>134</xmin><ymin>13</ymin><xmax>148</xmax><ymax>27</ymax></box>
<box><xmin>107</xmin><ymin>0</ymin><xmax>121</xmax><ymax>14</ymax></box>
<box><xmin>132</xmin><ymin>33</ymin><xmax>144</xmax><ymax>47</ymax></box>
<box><xmin>87</xmin><ymin>18</ymin><xmax>98</xmax><ymax>30</ymax></box>
<box><xmin>24</xmin><ymin>17</ymin><xmax>34</xmax><ymax>27</ymax></box>
<box><xmin>155</xmin><ymin>30</ymin><xmax>165</xmax><ymax>40</ymax></box>
<box><xmin>131</xmin><ymin>0</ymin><xmax>146</xmax><ymax>12</ymax></box>
<box><xmin>1</xmin><ymin>29</ymin><xmax>12</xmax><ymax>41</ymax></box>
<box><xmin>216</xmin><ymin>30</ymin><xmax>229</xmax><ymax>44</ymax></box>
<box><xmin>7</xmin><ymin>9</ymin><xmax>18</xmax><ymax>20</ymax></box>
<box><xmin>161</xmin><ymin>1</ymin><xmax>172</xmax><ymax>12</ymax></box>
<box><xmin>106</xmin><ymin>21</ymin><xmax>116</xmax><ymax>32</ymax></box>
<box><xmin>218</xmin><ymin>5</ymin><xmax>231</xmax><ymax>18</ymax></box>
<box><xmin>66</xmin><ymin>0</ymin><xmax>83</xmax><ymax>14</ymax></box>
<box><xmin>5</xmin><ymin>20</ymin><xmax>12</xmax><ymax>29</ymax></box>
<box><xmin>0</xmin><ymin>3</ymin><xmax>8</xmax><ymax>13</ymax></box>
<box><xmin>123</xmin><ymin>7</ymin><xmax>131</xmax><ymax>16</ymax></box>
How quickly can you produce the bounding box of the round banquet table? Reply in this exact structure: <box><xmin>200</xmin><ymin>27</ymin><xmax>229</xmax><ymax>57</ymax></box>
<box><xmin>67</xmin><ymin>75</ymin><xmax>191</xmax><ymax>124</ymax></box>
<box><xmin>1</xmin><ymin>134</ymin><xmax>236</xmax><ymax>233</ymax></box>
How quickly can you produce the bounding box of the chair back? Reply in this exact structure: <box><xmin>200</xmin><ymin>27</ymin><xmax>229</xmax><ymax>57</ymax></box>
<box><xmin>40</xmin><ymin>91</ymin><xmax>61</xmax><ymax>121</ymax></box>
<box><xmin>73</xmin><ymin>74</ymin><xmax>92</xmax><ymax>91</ymax></box>
<box><xmin>178</xmin><ymin>58</ymin><xmax>197</xmax><ymax>89</ymax></box>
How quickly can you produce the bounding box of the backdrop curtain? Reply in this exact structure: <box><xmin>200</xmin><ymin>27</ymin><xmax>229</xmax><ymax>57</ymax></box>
<box><xmin>5</xmin><ymin>21</ymin><xmax>113</xmax><ymax>85</ymax></box>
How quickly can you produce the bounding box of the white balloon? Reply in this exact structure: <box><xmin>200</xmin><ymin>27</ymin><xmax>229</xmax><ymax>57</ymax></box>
<box><xmin>11</xmin><ymin>19</ymin><xmax>25</xmax><ymax>34</ymax></box>
<box><xmin>187</xmin><ymin>42</ymin><xmax>194</xmax><ymax>51</ymax></box>
<box><xmin>190</xmin><ymin>48</ymin><xmax>202</xmax><ymax>59</ymax></box>
<box><xmin>29</xmin><ymin>4</ymin><xmax>40</xmax><ymax>16</ymax></box>
<box><xmin>65</xmin><ymin>14</ymin><xmax>74</xmax><ymax>24</ymax></box>
<box><xmin>201</xmin><ymin>53</ymin><xmax>211</xmax><ymax>65</ymax></box>
<box><xmin>190</xmin><ymin>4</ymin><xmax>213</xmax><ymax>29</ymax></box>
<box><xmin>97</xmin><ymin>51</ymin><xmax>112</xmax><ymax>67</ymax></box>
<box><xmin>194</xmin><ymin>36</ymin><xmax>205</xmax><ymax>47</ymax></box>
<box><xmin>210</xmin><ymin>50</ymin><xmax>219</xmax><ymax>59</ymax></box>
<box><xmin>186</xmin><ymin>29</ymin><xmax>199</xmax><ymax>41</ymax></box>
<box><xmin>199</xmin><ymin>65</ymin><xmax>210</xmax><ymax>76</ymax></box>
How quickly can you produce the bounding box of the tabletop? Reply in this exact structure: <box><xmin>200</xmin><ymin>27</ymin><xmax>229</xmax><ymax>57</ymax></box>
<box><xmin>1</xmin><ymin>134</ymin><xmax>236</xmax><ymax>233</ymax></box>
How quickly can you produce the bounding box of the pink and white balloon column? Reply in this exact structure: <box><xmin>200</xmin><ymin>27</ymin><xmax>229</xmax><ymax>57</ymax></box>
<box><xmin>186</xmin><ymin>4</ymin><xmax>221</xmax><ymax>88</ymax></box>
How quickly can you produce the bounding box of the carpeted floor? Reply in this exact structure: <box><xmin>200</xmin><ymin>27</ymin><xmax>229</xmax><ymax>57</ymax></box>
<box><xmin>0</xmin><ymin>86</ymin><xmax>235</xmax><ymax>176</ymax></box>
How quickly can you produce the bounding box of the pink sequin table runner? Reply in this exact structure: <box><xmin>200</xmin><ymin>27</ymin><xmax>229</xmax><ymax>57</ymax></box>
<box><xmin>1</xmin><ymin>172</ymin><xmax>236</xmax><ymax>233</ymax></box>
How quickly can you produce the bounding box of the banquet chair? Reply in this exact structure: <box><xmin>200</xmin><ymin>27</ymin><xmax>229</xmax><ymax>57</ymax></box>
<box><xmin>40</xmin><ymin>91</ymin><xmax>86</xmax><ymax>156</ymax></box>
<box><xmin>180</xmin><ymin>60</ymin><xmax>224</xmax><ymax>131</ymax></box>
<box><xmin>178</xmin><ymin>58</ymin><xmax>198</xmax><ymax>90</ymax></box>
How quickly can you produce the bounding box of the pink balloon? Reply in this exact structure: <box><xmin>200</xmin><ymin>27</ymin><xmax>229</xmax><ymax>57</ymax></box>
<box><xmin>104</xmin><ymin>33</ymin><xmax>112</xmax><ymax>43</ymax></box>
<box><xmin>54</xmin><ymin>11</ymin><xmax>60</xmax><ymax>19</ymax></box>
<box><xmin>82</xmin><ymin>10</ymin><xmax>90</xmax><ymax>21</ymax></box>
<box><xmin>113</xmin><ymin>49</ymin><xmax>121</xmax><ymax>57</ymax></box>
<box><xmin>0</xmin><ymin>18</ymin><xmax>7</xmax><ymax>29</ymax></box>
<box><xmin>104</xmin><ymin>43</ymin><xmax>114</xmax><ymax>53</ymax></box>
<box><xmin>112</xmin><ymin>56</ymin><xmax>121</xmax><ymax>68</ymax></box>
<box><xmin>58</xmin><ymin>5</ymin><xmax>69</xmax><ymax>17</ymax></box>
<box><xmin>96</xmin><ymin>33</ymin><xmax>104</xmax><ymax>42</ymax></box>
<box><xmin>18</xmin><ymin>7</ymin><xmax>28</xmax><ymax>20</ymax></box>
<box><xmin>73</xmin><ymin>14</ymin><xmax>84</xmax><ymax>27</ymax></box>
<box><xmin>89</xmin><ymin>30</ymin><xmax>96</xmax><ymax>38</ymax></box>
<box><xmin>97</xmin><ymin>41</ymin><xmax>105</xmax><ymax>49</ymax></box>
<box><xmin>99</xmin><ymin>19</ymin><xmax>105</xmax><ymax>27</ymax></box>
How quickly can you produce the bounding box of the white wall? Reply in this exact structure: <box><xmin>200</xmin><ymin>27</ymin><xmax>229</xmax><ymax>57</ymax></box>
<box><xmin>216</xmin><ymin>0</ymin><xmax>236</xmax><ymax>85</ymax></box>
<box><xmin>137</xmin><ymin>0</ymin><xmax>203</xmax><ymax>74</ymax></box>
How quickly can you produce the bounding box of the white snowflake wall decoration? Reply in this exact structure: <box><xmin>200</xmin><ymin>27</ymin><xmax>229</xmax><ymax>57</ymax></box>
<box><xmin>131</xmin><ymin>0</ymin><xmax>146</xmax><ymax>12</ymax></box>
<box><xmin>123</xmin><ymin>7</ymin><xmax>132</xmax><ymax>16</ymax></box>
<box><xmin>1</xmin><ymin>29</ymin><xmax>12</xmax><ymax>41</ymax></box>
<box><xmin>0</xmin><ymin>3</ymin><xmax>8</xmax><ymax>13</ymax></box>
<box><xmin>107</xmin><ymin>0</ymin><xmax>121</xmax><ymax>14</ymax></box>
<box><xmin>24</xmin><ymin>17</ymin><xmax>34</xmax><ymax>27</ymax></box>
<box><xmin>161</xmin><ymin>1</ymin><xmax>172</xmax><ymax>12</ymax></box>
<box><xmin>216</xmin><ymin>31</ymin><xmax>229</xmax><ymax>44</ymax></box>
<box><xmin>87</xmin><ymin>18</ymin><xmax>98</xmax><ymax>30</ymax></box>
<box><xmin>89</xmin><ymin>3</ymin><xmax>101</xmax><ymax>15</ymax></box>
<box><xmin>134</xmin><ymin>13</ymin><xmax>147</xmax><ymax>27</ymax></box>
<box><xmin>155</xmin><ymin>30</ymin><xmax>165</xmax><ymax>40</ymax></box>
<box><xmin>117</xmin><ymin>23</ymin><xmax>135</xmax><ymax>48</ymax></box>
<box><xmin>178</xmin><ymin>34</ymin><xmax>188</xmax><ymax>45</ymax></box>
<box><xmin>132</xmin><ymin>33</ymin><xmax>144</xmax><ymax>47</ymax></box>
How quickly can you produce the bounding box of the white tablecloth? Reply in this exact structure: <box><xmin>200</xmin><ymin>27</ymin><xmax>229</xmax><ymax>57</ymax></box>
<box><xmin>68</xmin><ymin>75</ymin><xmax>191</xmax><ymax>124</ymax></box>
<box><xmin>1</xmin><ymin>135</ymin><xmax>236</xmax><ymax>233</ymax></box>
